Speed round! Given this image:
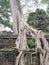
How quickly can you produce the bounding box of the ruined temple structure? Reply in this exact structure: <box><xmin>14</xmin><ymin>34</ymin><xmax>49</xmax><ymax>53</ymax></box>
<box><xmin>0</xmin><ymin>31</ymin><xmax>49</xmax><ymax>65</ymax></box>
<box><xmin>0</xmin><ymin>31</ymin><xmax>39</xmax><ymax>65</ymax></box>
<box><xmin>0</xmin><ymin>31</ymin><xmax>18</xmax><ymax>65</ymax></box>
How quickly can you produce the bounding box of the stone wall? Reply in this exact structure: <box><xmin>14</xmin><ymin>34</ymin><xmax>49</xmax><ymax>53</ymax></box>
<box><xmin>0</xmin><ymin>31</ymin><xmax>40</xmax><ymax>65</ymax></box>
<box><xmin>0</xmin><ymin>31</ymin><xmax>17</xmax><ymax>65</ymax></box>
<box><xmin>0</xmin><ymin>31</ymin><xmax>17</xmax><ymax>48</ymax></box>
<box><xmin>0</xmin><ymin>30</ymin><xmax>49</xmax><ymax>65</ymax></box>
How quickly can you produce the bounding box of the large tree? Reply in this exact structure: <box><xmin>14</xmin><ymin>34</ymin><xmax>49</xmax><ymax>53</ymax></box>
<box><xmin>10</xmin><ymin>0</ymin><xmax>28</xmax><ymax>65</ymax></box>
<box><xmin>10</xmin><ymin>0</ymin><xmax>49</xmax><ymax>65</ymax></box>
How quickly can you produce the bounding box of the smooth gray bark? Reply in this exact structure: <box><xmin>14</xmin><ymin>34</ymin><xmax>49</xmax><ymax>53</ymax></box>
<box><xmin>10</xmin><ymin>0</ymin><xmax>28</xmax><ymax>65</ymax></box>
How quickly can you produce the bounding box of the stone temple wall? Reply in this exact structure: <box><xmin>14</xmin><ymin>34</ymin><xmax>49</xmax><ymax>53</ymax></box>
<box><xmin>0</xmin><ymin>31</ymin><xmax>40</xmax><ymax>65</ymax></box>
<box><xmin>0</xmin><ymin>31</ymin><xmax>48</xmax><ymax>65</ymax></box>
<box><xmin>0</xmin><ymin>31</ymin><xmax>17</xmax><ymax>48</ymax></box>
<box><xmin>0</xmin><ymin>31</ymin><xmax>17</xmax><ymax>65</ymax></box>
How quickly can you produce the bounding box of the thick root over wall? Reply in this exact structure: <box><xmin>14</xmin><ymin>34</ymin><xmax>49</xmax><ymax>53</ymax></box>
<box><xmin>15</xmin><ymin>22</ymin><xmax>49</xmax><ymax>65</ymax></box>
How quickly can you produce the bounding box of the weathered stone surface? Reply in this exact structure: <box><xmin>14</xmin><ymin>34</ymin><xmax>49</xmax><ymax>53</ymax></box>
<box><xmin>0</xmin><ymin>31</ymin><xmax>17</xmax><ymax>48</ymax></box>
<box><xmin>0</xmin><ymin>31</ymin><xmax>18</xmax><ymax>65</ymax></box>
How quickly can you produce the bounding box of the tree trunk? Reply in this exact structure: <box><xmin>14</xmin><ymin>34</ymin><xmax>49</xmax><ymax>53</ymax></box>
<box><xmin>10</xmin><ymin>0</ymin><xmax>28</xmax><ymax>65</ymax></box>
<box><xmin>10</xmin><ymin>0</ymin><xmax>19</xmax><ymax>34</ymax></box>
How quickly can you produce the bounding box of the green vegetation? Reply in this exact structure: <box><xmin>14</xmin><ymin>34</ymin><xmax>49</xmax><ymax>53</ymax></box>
<box><xmin>0</xmin><ymin>0</ymin><xmax>13</xmax><ymax>29</ymax></box>
<box><xmin>27</xmin><ymin>38</ymin><xmax>35</xmax><ymax>48</ymax></box>
<box><xmin>41</xmin><ymin>0</ymin><xmax>49</xmax><ymax>15</ymax></box>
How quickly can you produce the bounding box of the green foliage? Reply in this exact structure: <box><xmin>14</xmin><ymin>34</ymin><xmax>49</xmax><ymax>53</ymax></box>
<box><xmin>41</xmin><ymin>0</ymin><xmax>49</xmax><ymax>15</ymax></box>
<box><xmin>0</xmin><ymin>0</ymin><xmax>13</xmax><ymax>29</ymax></box>
<box><xmin>0</xmin><ymin>21</ymin><xmax>13</xmax><ymax>29</ymax></box>
<box><xmin>46</xmin><ymin>4</ymin><xmax>49</xmax><ymax>16</ymax></box>
<box><xmin>27</xmin><ymin>9</ymin><xmax>49</xmax><ymax>32</ymax></box>
<box><xmin>27</xmin><ymin>38</ymin><xmax>35</xmax><ymax>48</ymax></box>
<box><xmin>41</xmin><ymin>0</ymin><xmax>48</xmax><ymax>4</ymax></box>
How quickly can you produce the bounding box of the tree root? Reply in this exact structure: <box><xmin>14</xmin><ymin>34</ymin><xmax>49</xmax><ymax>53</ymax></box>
<box><xmin>15</xmin><ymin>51</ymin><xmax>23</xmax><ymax>65</ymax></box>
